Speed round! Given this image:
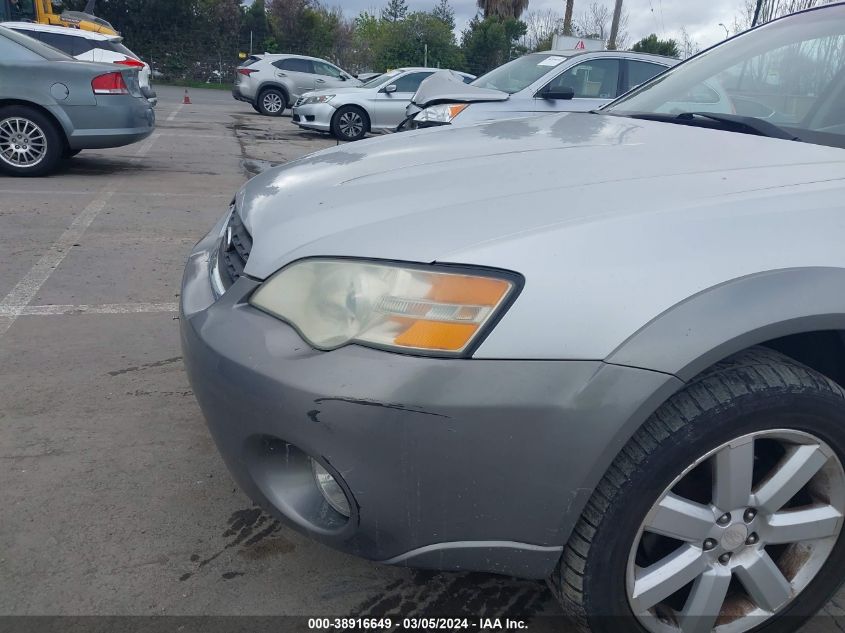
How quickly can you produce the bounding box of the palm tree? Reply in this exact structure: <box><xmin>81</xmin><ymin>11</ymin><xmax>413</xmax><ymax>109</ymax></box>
<box><xmin>476</xmin><ymin>0</ymin><xmax>530</xmax><ymax>20</ymax></box>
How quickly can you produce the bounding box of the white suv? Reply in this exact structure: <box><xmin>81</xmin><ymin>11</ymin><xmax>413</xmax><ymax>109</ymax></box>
<box><xmin>2</xmin><ymin>21</ymin><xmax>156</xmax><ymax>106</ymax></box>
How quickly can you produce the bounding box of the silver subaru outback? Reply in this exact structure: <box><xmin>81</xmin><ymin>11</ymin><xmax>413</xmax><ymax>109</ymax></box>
<box><xmin>184</xmin><ymin>4</ymin><xmax>845</xmax><ymax>632</ymax></box>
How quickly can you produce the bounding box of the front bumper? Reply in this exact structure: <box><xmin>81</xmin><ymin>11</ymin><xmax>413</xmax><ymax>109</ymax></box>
<box><xmin>292</xmin><ymin>102</ymin><xmax>334</xmax><ymax>132</ymax></box>
<box><xmin>180</xmin><ymin>229</ymin><xmax>680</xmax><ymax>579</ymax></box>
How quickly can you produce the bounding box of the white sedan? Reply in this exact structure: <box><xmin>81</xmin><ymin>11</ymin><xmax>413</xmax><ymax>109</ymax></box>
<box><xmin>292</xmin><ymin>67</ymin><xmax>474</xmax><ymax>141</ymax></box>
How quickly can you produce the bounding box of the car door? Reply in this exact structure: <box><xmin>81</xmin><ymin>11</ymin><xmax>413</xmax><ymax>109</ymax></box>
<box><xmin>312</xmin><ymin>60</ymin><xmax>354</xmax><ymax>91</ymax></box>
<box><xmin>273</xmin><ymin>58</ymin><xmax>316</xmax><ymax>99</ymax></box>
<box><xmin>373</xmin><ymin>71</ymin><xmax>434</xmax><ymax>129</ymax></box>
<box><xmin>533</xmin><ymin>57</ymin><xmax>622</xmax><ymax>113</ymax></box>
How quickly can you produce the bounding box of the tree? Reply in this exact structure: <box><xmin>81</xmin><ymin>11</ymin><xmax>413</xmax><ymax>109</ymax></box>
<box><xmin>432</xmin><ymin>0</ymin><xmax>456</xmax><ymax>31</ymax></box>
<box><xmin>574</xmin><ymin>1</ymin><xmax>628</xmax><ymax>49</ymax></box>
<box><xmin>631</xmin><ymin>34</ymin><xmax>680</xmax><ymax>58</ymax></box>
<box><xmin>476</xmin><ymin>0</ymin><xmax>530</xmax><ymax>20</ymax></box>
<box><xmin>382</xmin><ymin>0</ymin><xmax>408</xmax><ymax>23</ymax></box>
<box><xmin>461</xmin><ymin>15</ymin><xmax>527</xmax><ymax>76</ymax></box>
<box><xmin>678</xmin><ymin>27</ymin><xmax>700</xmax><ymax>59</ymax></box>
<box><xmin>241</xmin><ymin>0</ymin><xmax>269</xmax><ymax>54</ymax></box>
<box><xmin>563</xmin><ymin>0</ymin><xmax>575</xmax><ymax>36</ymax></box>
<box><xmin>522</xmin><ymin>9</ymin><xmax>562</xmax><ymax>51</ymax></box>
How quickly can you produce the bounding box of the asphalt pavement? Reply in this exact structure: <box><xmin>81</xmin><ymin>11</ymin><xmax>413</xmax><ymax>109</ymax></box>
<box><xmin>0</xmin><ymin>85</ymin><xmax>843</xmax><ymax>632</ymax></box>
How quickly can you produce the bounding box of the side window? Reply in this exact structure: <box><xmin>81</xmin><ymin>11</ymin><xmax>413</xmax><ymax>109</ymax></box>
<box><xmin>36</xmin><ymin>32</ymin><xmax>76</xmax><ymax>56</ymax></box>
<box><xmin>391</xmin><ymin>72</ymin><xmax>434</xmax><ymax>93</ymax></box>
<box><xmin>313</xmin><ymin>61</ymin><xmax>343</xmax><ymax>78</ymax></box>
<box><xmin>71</xmin><ymin>39</ymin><xmax>96</xmax><ymax>56</ymax></box>
<box><xmin>626</xmin><ymin>60</ymin><xmax>667</xmax><ymax>92</ymax></box>
<box><xmin>274</xmin><ymin>58</ymin><xmax>313</xmax><ymax>74</ymax></box>
<box><xmin>547</xmin><ymin>59</ymin><xmax>621</xmax><ymax>99</ymax></box>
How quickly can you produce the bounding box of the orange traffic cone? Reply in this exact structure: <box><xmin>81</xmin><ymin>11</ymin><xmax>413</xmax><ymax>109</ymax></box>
<box><xmin>183</xmin><ymin>89</ymin><xmax>192</xmax><ymax>105</ymax></box>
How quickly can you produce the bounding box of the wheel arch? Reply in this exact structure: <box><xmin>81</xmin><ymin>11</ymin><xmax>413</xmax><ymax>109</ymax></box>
<box><xmin>554</xmin><ymin>267</ymin><xmax>845</xmax><ymax>552</ymax></box>
<box><xmin>0</xmin><ymin>99</ymin><xmax>71</xmax><ymax>148</ymax></box>
<box><xmin>256</xmin><ymin>82</ymin><xmax>289</xmax><ymax>105</ymax></box>
<box><xmin>606</xmin><ymin>267</ymin><xmax>845</xmax><ymax>383</ymax></box>
<box><xmin>332</xmin><ymin>103</ymin><xmax>371</xmax><ymax>132</ymax></box>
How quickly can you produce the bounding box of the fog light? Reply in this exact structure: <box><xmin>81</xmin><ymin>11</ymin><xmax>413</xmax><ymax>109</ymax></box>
<box><xmin>311</xmin><ymin>459</ymin><xmax>350</xmax><ymax>517</ymax></box>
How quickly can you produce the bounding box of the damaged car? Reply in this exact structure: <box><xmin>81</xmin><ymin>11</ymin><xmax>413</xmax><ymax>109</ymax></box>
<box><xmin>404</xmin><ymin>50</ymin><xmax>676</xmax><ymax>129</ymax></box>
<box><xmin>183</xmin><ymin>4</ymin><xmax>845</xmax><ymax>632</ymax></box>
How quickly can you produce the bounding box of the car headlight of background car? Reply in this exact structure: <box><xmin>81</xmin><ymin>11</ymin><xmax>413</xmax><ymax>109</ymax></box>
<box><xmin>413</xmin><ymin>103</ymin><xmax>468</xmax><ymax>125</ymax></box>
<box><xmin>301</xmin><ymin>94</ymin><xmax>335</xmax><ymax>105</ymax></box>
<box><xmin>250</xmin><ymin>259</ymin><xmax>519</xmax><ymax>356</ymax></box>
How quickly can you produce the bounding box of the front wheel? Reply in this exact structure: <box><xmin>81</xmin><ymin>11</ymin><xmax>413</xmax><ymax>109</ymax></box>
<box><xmin>331</xmin><ymin>106</ymin><xmax>368</xmax><ymax>141</ymax></box>
<box><xmin>555</xmin><ymin>347</ymin><xmax>845</xmax><ymax>633</ymax></box>
<box><xmin>0</xmin><ymin>106</ymin><xmax>64</xmax><ymax>177</ymax></box>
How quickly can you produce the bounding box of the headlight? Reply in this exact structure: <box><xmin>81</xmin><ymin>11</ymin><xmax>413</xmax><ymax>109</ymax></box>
<box><xmin>302</xmin><ymin>94</ymin><xmax>335</xmax><ymax>105</ymax></box>
<box><xmin>250</xmin><ymin>259</ymin><xmax>520</xmax><ymax>356</ymax></box>
<box><xmin>414</xmin><ymin>103</ymin><xmax>468</xmax><ymax>124</ymax></box>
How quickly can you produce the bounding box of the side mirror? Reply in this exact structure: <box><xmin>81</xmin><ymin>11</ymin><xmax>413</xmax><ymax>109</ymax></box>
<box><xmin>542</xmin><ymin>85</ymin><xmax>575</xmax><ymax>100</ymax></box>
<box><xmin>339</xmin><ymin>75</ymin><xmax>347</xmax><ymax>81</ymax></box>
<box><xmin>383</xmin><ymin>84</ymin><xmax>398</xmax><ymax>94</ymax></box>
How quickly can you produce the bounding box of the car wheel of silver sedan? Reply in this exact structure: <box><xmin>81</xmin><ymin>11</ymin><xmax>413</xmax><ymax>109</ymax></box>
<box><xmin>0</xmin><ymin>106</ymin><xmax>63</xmax><ymax>177</ymax></box>
<box><xmin>331</xmin><ymin>106</ymin><xmax>368</xmax><ymax>142</ymax></box>
<box><xmin>554</xmin><ymin>347</ymin><xmax>845</xmax><ymax>633</ymax></box>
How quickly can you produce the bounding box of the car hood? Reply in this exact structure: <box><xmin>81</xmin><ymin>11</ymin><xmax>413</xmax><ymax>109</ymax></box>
<box><xmin>237</xmin><ymin>112</ymin><xmax>845</xmax><ymax>280</ymax></box>
<box><xmin>412</xmin><ymin>72</ymin><xmax>508</xmax><ymax>106</ymax></box>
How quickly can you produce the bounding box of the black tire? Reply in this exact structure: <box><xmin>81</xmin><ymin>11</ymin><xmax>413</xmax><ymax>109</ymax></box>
<box><xmin>0</xmin><ymin>105</ymin><xmax>64</xmax><ymax>177</ymax></box>
<box><xmin>331</xmin><ymin>105</ymin><xmax>369</xmax><ymax>141</ymax></box>
<box><xmin>251</xmin><ymin>103</ymin><xmax>262</xmax><ymax>113</ymax></box>
<box><xmin>554</xmin><ymin>347</ymin><xmax>845</xmax><ymax>633</ymax></box>
<box><xmin>257</xmin><ymin>88</ymin><xmax>287</xmax><ymax>116</ymax></box>
<box><xmin>63</xmin><ymin>148</ymin><xmax>82</xmax><ymax>159</ymax></box>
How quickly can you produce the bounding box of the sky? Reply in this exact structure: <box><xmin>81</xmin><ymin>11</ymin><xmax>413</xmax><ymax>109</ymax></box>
<box><xmin>333</xmin><ymin>0</ymin><xmax>747</xmax><ymax>51</ymax></box>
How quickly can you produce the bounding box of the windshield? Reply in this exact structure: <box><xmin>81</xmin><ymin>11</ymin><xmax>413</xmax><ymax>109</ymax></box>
<box><xmin>472</xmin><ymin>53</ymin><xmax>569</xmax><ymax>94</ymax></box>
<box><xmin>364</xmin><ymin>70</ymin><xmax>401</xmax><ymax>88</ymax></box>
<box><xmin>606</xmin><ymin>5</ymin><xmax>845</xmax><ymax>149</ymax></box>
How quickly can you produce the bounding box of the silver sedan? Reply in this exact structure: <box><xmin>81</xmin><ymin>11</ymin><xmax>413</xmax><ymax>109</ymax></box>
<box><xmin>292</xmin><ymin>67</ymin><xmax>473</xmax><ymax>141</ymax></box>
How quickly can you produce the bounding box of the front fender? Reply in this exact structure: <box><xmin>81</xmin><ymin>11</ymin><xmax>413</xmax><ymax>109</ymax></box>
<box><xmin>606</xmin><ymin>267</ymin><xmax>845</xmax><ymax>381</ymax></box>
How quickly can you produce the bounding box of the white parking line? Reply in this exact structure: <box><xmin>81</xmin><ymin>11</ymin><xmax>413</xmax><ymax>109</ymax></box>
<box><xmin>0</xmin><ymin>134</ymin><xmax>162</xmax><ymax>338</ymax></box>
<box><xmin>166</xmin><ymin>103</ymin><xmax>185</xmax><ymax>122</ymax></box>
<box><xmin>0</xmin><ymin>191</ymin><xmax>114</xmax><ymax>337</ymax></box>
<box><xmin>0</xmin><ymin>302</ymin><xmax>178</xmax><ymax>316</ymax></box>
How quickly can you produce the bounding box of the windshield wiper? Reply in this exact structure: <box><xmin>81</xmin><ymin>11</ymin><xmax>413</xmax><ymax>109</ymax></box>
<box><xmin>625</xmin><ymin>111</ymin><xmax>803</xmax><ymax>142</ymax></box>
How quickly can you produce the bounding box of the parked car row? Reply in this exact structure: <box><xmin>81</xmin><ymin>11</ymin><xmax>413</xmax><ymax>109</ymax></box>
<box><xmin>0</xmin><ymin>25</ymin><xmax>154</xmax><ymax>176</ymax></box>
<box><xmin>292</xmin><ymin>68</ymin><xmax>475</xmax><ymax>141</ymax></box>
<box><xmin>199</xmin><ymin>4</ymin><xmax>845</xmax><ymax>633</ymax></box>
<box><xmin>231</xmin><ymin>49</ymin><xmax>673</xmax><ymax>142</ymax></box>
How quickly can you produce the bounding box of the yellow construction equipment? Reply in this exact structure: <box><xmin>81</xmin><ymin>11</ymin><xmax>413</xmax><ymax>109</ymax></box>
<box><xmin>1</xmin><ymin>0</ymin><xmax>118</xmax><ymax>36</ymax></box>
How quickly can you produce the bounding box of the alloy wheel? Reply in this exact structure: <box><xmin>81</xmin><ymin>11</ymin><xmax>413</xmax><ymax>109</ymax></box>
<box><xmin>338</xmin><ymin>111</ymin><xmax>364</xmax><ymax>139</ymax></box>
<box><xmin>262</xmin><ymin>93</ymin><xmax>283</xmax><ymax>114</ymax></box>
<box><xmin>626</xmin><ymin>429</ymin><xmax>845</xmax><ymax>633</ymax></box>
<box><xmin>0</xmin><ymin>117</ymin><xmax>47</xmax><ymax>168</ymax></box>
